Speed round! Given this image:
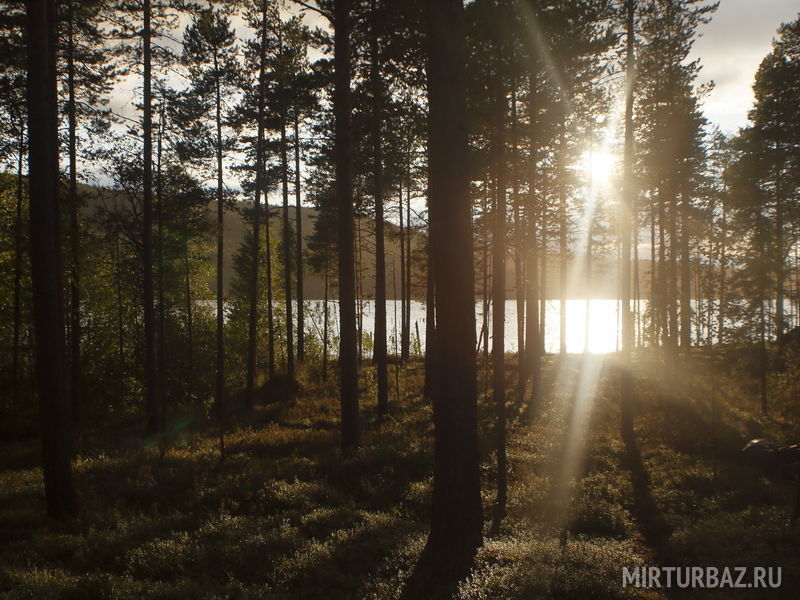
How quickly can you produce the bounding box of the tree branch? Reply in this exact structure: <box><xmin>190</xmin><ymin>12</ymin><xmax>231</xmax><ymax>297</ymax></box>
<box><xmin>288</xmin><ymin>0</ymin><xmax>332</xmax><ymax>22</ymax></box>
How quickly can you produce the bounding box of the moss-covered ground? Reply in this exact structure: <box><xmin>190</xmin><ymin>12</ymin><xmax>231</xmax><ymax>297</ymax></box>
<box><xmin>2</xmin><ymin>350</ymin><xmax>799</xmax><ymax>599</ymax></box>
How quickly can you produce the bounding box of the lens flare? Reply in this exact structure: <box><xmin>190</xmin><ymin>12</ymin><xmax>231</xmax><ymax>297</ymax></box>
<box><xmin>583</xmin><ymin>149</ymin><xmax>617</xmax><ymax>188</ymax></box>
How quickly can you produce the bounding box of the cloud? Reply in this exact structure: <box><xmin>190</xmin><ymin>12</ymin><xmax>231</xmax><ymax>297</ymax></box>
<box><xmin>690</xmin><ymin>0</ymin><xmax>799</xmax><ymax>133</ymax></box>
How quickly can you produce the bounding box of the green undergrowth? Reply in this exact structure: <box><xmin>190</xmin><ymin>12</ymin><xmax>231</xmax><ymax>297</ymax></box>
<box><xmin>1</xmin><ymin>353</ymin><xmax>799</xmax><ymax>598</ymax></box>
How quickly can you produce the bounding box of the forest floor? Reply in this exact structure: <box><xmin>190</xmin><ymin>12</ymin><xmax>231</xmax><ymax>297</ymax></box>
<box><xmin>2</xmin><ymin>350</ymin><xmax>800</xmax><ymax>599</ymax></box>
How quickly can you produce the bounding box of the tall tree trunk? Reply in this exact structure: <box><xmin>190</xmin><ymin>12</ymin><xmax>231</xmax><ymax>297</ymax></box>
<box><xmin>558</xmin><ymin>118</ymin><xmax>567</xmax><ymax>355</ymax></box>
<box><xmin>142</xmin><ymin>0</ymin><xmax>158</xmax><ymax>435</ymax></box>
<box><xmin>757</xmin><ymin>209</ymin><xmax>768</xmax><ymax>414</ymax></box>
<box><xmin>246</xmin><ymin>2</ymin><xmax>268</xmax><ymax>401</ymax></box>
<box><xmin>524</xmin><ymin>70</ymin><xmax>541</xmax><ymax>419</ymax></box>
<box><xmin>680</xmin><ymin>191</ymin><xmax>691</xmax><ymax>349</ymax></box>
<box><xmin>423</xmin><ymin>235</ymin><xmax>435</xmax><ymax>400</ymax></box>
<box><xmin>334</xmin><ymin>0</ymin><xmax>359</xmax><ymax>450</ymax></box>
<box><xmin>294</xmin><ymin>113</ymin><xmax>305</xmax><ymax>364</ymax></box>
<box><xmin>510</xmin><ymin>84</ymin><xmax>524</xmax><ymax>390</ymax></box>
<box><xmin>265</xmin><ymin>202</ymin><xmax>276</xmax><ymax>378</ymax></box>
<box><xmin>482</xmin><ymin>183</ymin><xmax>490</xmax><ymax>357</ymax></box>
<box><xmin>491</xmin><ymin>50</ymin><xmax>507</xmax><ymax>526</ymax></box>
<box><xmin>356</xmin><ymin>218</ymin><xmax>364</xmax><ymax>362</ymax></box>
<box><xmin>184</xmin><ymin>236</ymin><xmax>195</xmax><ymax>402</ymax></box>
<box><xmin>25</xmin><ymin>0</ymin><xmax>77</xmax><ymax>518</ymax></box>
<box><xmin>620</xmin><ymin>0</ymin><xmax>636</xmax><ymax>443</ymax></box>
<box><xmin>398</xmin><ymin>185</ymin><xmax>407</xmax><ymax>358</ymax></box>
<box><xmin>718</xmin><ymin>200</ymin><xmax>726</xmax><ymax>344</ymax></box>
<box><xmin>649</xmin><ymin>202</ymin><xmax>656</xmax><ymax>345</ymax></box>
<box><xmin>323</xmin><ymin>265</ymin><xmax>329</xmax><ymax>382</ymax></box>
<box><xmin>66</xmin><ymin>0</ymin><xmax>82</xmax><ymax>424</ymax></box>
<box><xmin>404</xmin><ymin>182</ymin><xmax>412</xmax><ymax>357</ymax></box>
<box><xmin>668</xmin><ymin>183</ymin><xmax>679</xmax><ymax>359</ymax></box>
<box><xmin>775</xmin><ymin>167</ymin><xmax>785</xmax><ymax>338</ymax></box>
<box><xmin>585</xmin><ymin>186</ymin><xmax>592</xmax><ymax>352</ymax></box>
<box><xmin>412</xmin><ymin>0</ymin><xmax>482</xmax><ymax>586</ymax></box>
<box><xmin>633</xmin><ymin>212</ymin><xmax>640</xmax><ymax>347</ymax></box>
<box><xmin>658</xmin><ymin>189</ymin><xmax>667</xmax><ymax>347</ymax></box>
<box><xmin>214</xmin><ymin>56</ymin><xmax>225</xmax><ymax>458</ymax></box>
<box><xmin>525</xmin><ymin>207</ymin><xmax>541</xmax><ymax>416</ymax></box>
<box><xmin>116</xmin><ymin>234</ymin><xmax>124</xmax><ymax>369</ymax></box>
<box><xmin>156</xmin><ymin>105</ymin><xmax>166</xmax><ymax>429</ymax></box>
<box><xmin>280</xmin><ymin>114</ymin><xmax>295</xmax><ymax>380</ymax></box>
<box><xmin>371</xmin><ymin>0</ymin><xmax>389</xmax><ymax>416</ymax></box>
<box><xmin>539</xmin><ymin>227</ymin><xmax>546</xmax><ymax>354</ymax></box>
<box><xmin>11</xmin><ymin>120</ymin><xmax>24</xmax><ymax>432</ymax></box>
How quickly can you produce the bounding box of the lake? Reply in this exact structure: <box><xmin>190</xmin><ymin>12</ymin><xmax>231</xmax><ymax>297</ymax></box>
<box><xmin>301</xmin><ymin>299</ymin><xmax>628</xmax><ymax>355</ymax></box>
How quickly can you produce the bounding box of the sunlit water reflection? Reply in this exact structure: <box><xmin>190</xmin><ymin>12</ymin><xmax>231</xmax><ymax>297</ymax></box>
<box><xmin>302</xmin><ymin>299</ymin><xmax>626</xmax><ymax>355</ymax></box>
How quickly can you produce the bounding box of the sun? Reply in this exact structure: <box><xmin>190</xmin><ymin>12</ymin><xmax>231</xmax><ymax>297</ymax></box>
<box><xmin>582</xmin><ymin>149</ymin><xmax>617</xmax><ymax>188</ymax></box>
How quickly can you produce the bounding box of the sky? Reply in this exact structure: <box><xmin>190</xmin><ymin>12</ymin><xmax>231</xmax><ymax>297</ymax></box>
<box><xmin>690</xmin><ymin>0</ymin><xmax>799</xmax><ymax>134</ymax></box>
<box><xmin>97</xmin><ymin>1</ymin><xmax>799</xmax><ymax>190</ymax></box>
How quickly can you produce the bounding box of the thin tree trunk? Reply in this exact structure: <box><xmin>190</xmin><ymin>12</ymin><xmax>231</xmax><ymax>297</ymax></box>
<box><xmin>356</xmin><ymin>218</ymin><xmax>363</xmax><ymax>362</ymax></box>
<box><xmin>334</xmin><ymin>0</ymin><xmax>359</xmax><ymax>450</ymax></box>
<box><xmin>66</xmin><ymin>0</ymin><xmax>82</xmax><ymax>424</ymax></box>
<box><xmin>280</xmin><ymin>114</ymin><xmax>295</xmax><ymax>380</ymax></box>
<box><xmin>183</xmin><ymin>236</ymin><xmax>194</xmax><ymax>402</ymax></box>
<box><xmin>371</xmin><ymin>0</ymin><xmax>389</xmax><ymax>415</ymax></box>
<box><xmin>558</xmin><ymin>118</ymin><xmax>567</xmax><ymax>356</ymax></box>
<box><xmin>156</xmin><ymin>105</ymin><xmax>166</xmax><ymax>430</ymax></box>
<box><xmin>523</xmin><ymin>67</ymin><xmax>542</xmax><ymax>415</ymax></box>
<box><xmin>399</xmin><ymin>185</ymin><xmax>407</xmax><ymax>359</ymax></box>
<box><xmin>758</xmin><ymin>210</ymin><xmax>768</xmax><ymax>414</ymax></box>
<box><xmin>761</xmin><ymin>297</ymin><xmax>768</xmax><ymax>413</ymax></box>
<box><xmin>620</xmin><ymin>0</ymin><xmax>636</xmax><ymax>443</ymax></box>
<box><xmin>524</xmin><ymin>209</ymin><xmax>541</xmax><ymax>416</ymax></box>
<box><xmin>246</xmin><ymin>2</ymin><xmax>268</xmax><ymax>402</ymax></box>
<box><xmin>11</xmin><ymin>120</ymin><xmax>24</xmax><ymax>432</ymax></box>
<box><xmin>540</xmin><ymin>228</ymin><xmax>546</xmax><ymax>354</ymax></box>
<box><xmin>510</xmin><ymin>83</ymin><xmax>524</xmax><ymax>389</ymax></box>
<box><xmin>668</xmin><ymin>184</ymin><xmax>679</xmax><ymax>359</ymax></box>
<box><xmin>633</xmin><ymin>210</ymin><xmax>640</xmax><ymax>348</ymax></box>
<box><xmin>680</xmin><ymin>191</ymin><xmax>691</xmax><ymax>349</ymax></box>
<box><xmin>491</xmin><ymin>52</ymin><xmax>507</xmax><ymax>526</ymax></box>
<box><xmin>214</xmin><ymin>55</ymin><xmax>225</xmax><ymax>459</ymax></box>
<box><xmin>404</xmin><ymin>182</ymin><xmax>412</xmax><ymax>358</ymax></box>
<box><xmin>482</xmin><ymin>183</ymin><xmax>490</xmax><ymax>358</ymax></box>
<box><xmin>658</xmin><ymin>190</ymin><xmax>667</xmax><ymax>348</ymax></box>
<box><xmin>585</xmin><ymin>190</ymin><xmax>592</xmax><ymax>353</ymax></box>
<box><xmin>392</xmin><ymin>264</ymin><xmax>401</xmax><ymax>399</ymax></box>
<box><xmin>776</xmin><ymin>166</ymin><xmax>785</xmax><ymax>338</ymax></box>
<box><xmin>116</xmin><ymin>234</ymin><xmax>124</xmax><ymax>369</ymax></box>
<box><xmin>718</xmin><ymin>200</ymin><xmax>726</xmax><ymax>344</ymax></box>
<box><xmin>266</xmin><ymin>202</ymin><xmax>275</xmax><ymax>378</ymax></box>
<box><xmin>294</xmin><ymin>113</ymin><xmax>305</xmax><ymax>364</ymax></box>
<box><xmin>323</xmin><ymin>265</ymin><xmax>329</xmax><ymax>382</ymax></box>
<box><xmin>142</xmin><ymin>0</ymin><xmax>158</xmax><ymax>435</ymax></box>
<box><xmin>650</xmin><ymin>202</ymin><xmax>656</xmax><ymax>345</ymax></box>
<box><xmin>25</xmin><ymin>0</ymin><xmax>77</xmax><ymax>518</ymax></box>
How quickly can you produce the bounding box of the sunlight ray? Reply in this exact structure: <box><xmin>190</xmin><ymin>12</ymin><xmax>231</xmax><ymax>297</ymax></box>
<box><xmin>551</xmin><ymin>354</ymin><xmax>605</xmax><ymax>530</ymax></box>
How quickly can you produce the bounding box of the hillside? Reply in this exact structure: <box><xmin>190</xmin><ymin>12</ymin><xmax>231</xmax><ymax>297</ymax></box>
<box><xmin>73</xmin><ymin>181</ymin><xmax>656</xmax><ymax>301</ymax></box>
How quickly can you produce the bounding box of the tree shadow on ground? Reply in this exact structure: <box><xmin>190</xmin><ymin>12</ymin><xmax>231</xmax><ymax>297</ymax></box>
<box><xmin>621</xmin><ymin>429</ymin><xmax>672</xmax><ymax>560</ymax></box>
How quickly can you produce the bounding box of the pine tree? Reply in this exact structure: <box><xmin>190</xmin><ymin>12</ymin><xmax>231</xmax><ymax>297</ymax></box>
<box><xmin>60</xmin><ymin>0</ymin><xmax>115</xmax><ymax>423</ymax></box>
<box><xmin>335</xmin><ymin>0</ymin><xmax>360</xmax><ymax>450</ymax></box>
<box><xmin>749</xmin><ymin>16</ymin><xmax>800</xmax><ymax>338</ymax></box>
<box><xmin>25</xmin><ymin>0</ymin><xmax>78</xmax><ymax>519</ymax></box>
<box><xmin>406</xmin><ymin>0</ymin><xmax>482</xmax><ymax>592</ymax></box>
<box><xmin>181</xmin><ymin>5</ymin><xmax>239</xmax><ymax>456</ymax></box>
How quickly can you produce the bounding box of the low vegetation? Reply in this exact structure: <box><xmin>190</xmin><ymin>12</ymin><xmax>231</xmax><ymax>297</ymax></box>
<box><xmin>3</xmin><ymin>352</ymin><xmax>799</xmax><ymax>599</ymax></box>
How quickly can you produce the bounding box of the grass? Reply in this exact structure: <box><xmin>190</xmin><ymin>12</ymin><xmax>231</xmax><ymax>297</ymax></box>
<box><xmin>2</xmin><ymin>350</ymin><xmax>800</xmax><ymax>598</ymax></box>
